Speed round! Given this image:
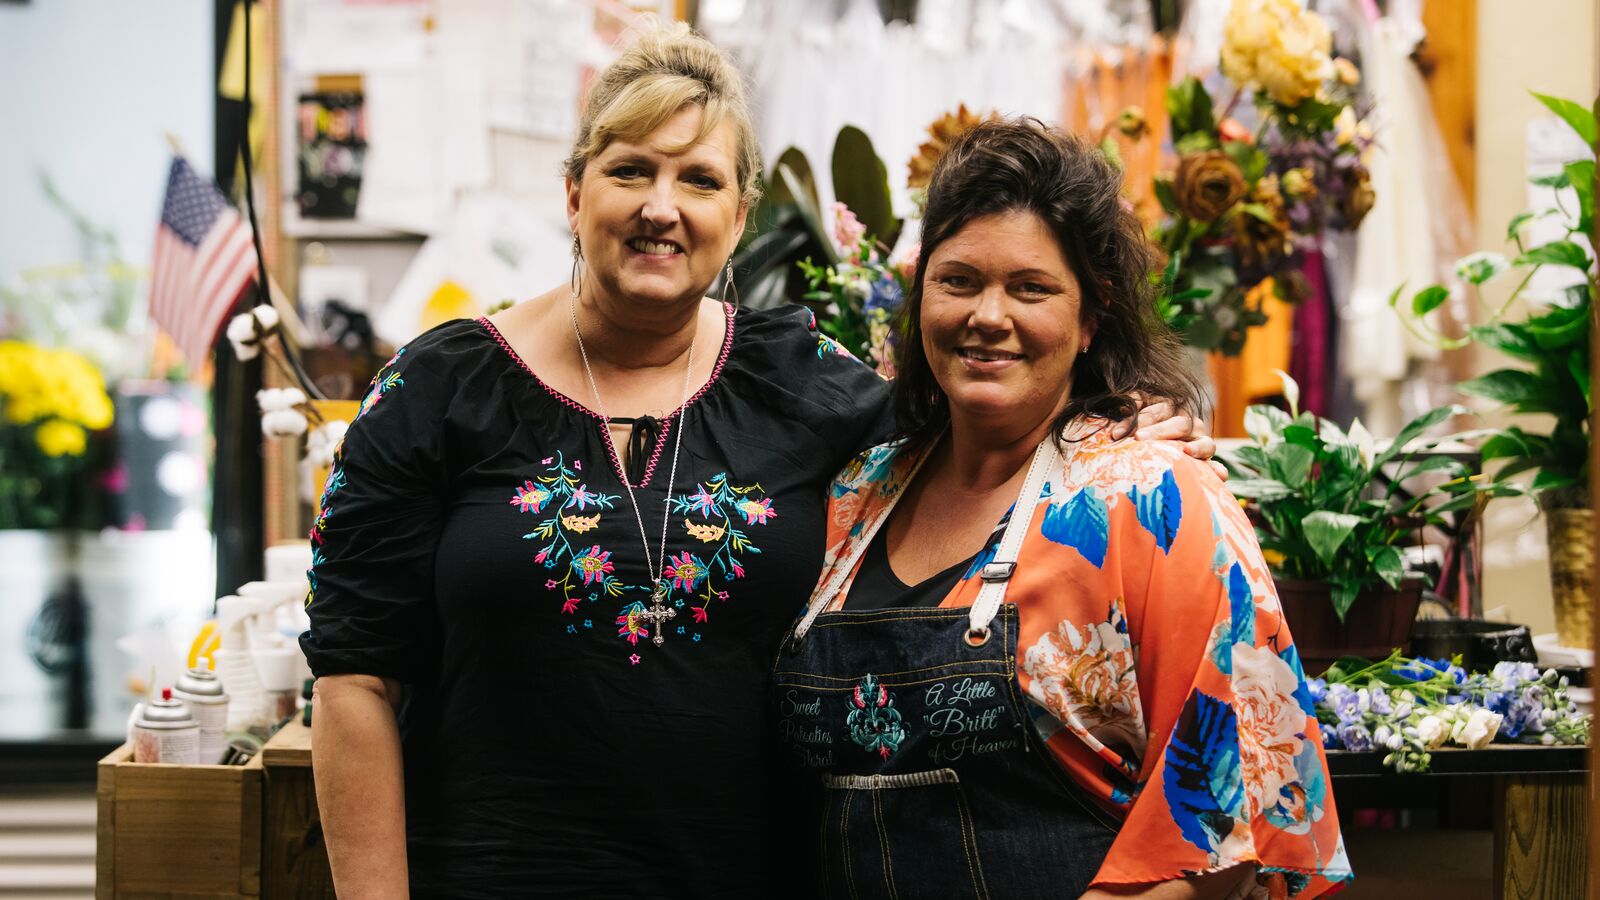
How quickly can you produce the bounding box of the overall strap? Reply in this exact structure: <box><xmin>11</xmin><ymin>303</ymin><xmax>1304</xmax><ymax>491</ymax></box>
<box><xmin>966</xmin><ymin>435</ymin><xmax>1062</xmax><ymax>639</ymax></box>
<box><xmin>791</xmin><ymin>447</ymin><xmax>932</xmax><ymax>643</ymax></box>
<box><xmin>791</xmin><ymin>432</ymin><xmax>1064</xmax><ymax>645</ymax></box>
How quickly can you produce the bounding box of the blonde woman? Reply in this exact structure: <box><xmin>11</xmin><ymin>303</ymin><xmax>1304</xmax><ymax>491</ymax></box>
<box><xmin>303</xmin><ymin>25</ymin><xmax>1214</xmax><ymax>899</ymax></box>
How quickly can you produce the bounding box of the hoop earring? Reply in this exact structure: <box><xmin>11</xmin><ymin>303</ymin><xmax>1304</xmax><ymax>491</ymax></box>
<box><xmin>720</xmin><ymin>260</ymin><xmax>740</xmax><ymax>309</ymax></box>
<box><xmin>570</xmin><ymin>236</ymin><xmax>583</xmax><ymax>298</ymax></box>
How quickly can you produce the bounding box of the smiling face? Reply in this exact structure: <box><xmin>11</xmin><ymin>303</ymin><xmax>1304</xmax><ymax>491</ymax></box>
<box><xmin>567</xmin><ymin>104</ymin><xmax>748</xmax><ymax>316</ymax></box>
<box><xmin>919</xmin><ymin>209</ymin><xmax>1093</xmax><ymax>435</ymax></box>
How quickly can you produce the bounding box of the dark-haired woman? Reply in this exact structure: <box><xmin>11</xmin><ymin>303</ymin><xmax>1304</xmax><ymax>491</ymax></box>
<box><xmin>773</xmin><ymin>118</ymin><xmax>1351</xmax><ymax>899</ymax></box>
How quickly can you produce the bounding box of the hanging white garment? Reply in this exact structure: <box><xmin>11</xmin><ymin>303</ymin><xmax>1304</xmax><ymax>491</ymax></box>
<box><xmin>730</xmin><ymin>0</ymin><xmax>1066</xmax><ymax>229</ymax></box>
<box><xmin>1338</xmin><ymin>15</ymin><xmax>1468</xmax><ymax>437</ymax></box>
<box><xmin>1173</xmin><ymin>0</ymin><xmax>1229</xmax><ymax>78</ymax></box>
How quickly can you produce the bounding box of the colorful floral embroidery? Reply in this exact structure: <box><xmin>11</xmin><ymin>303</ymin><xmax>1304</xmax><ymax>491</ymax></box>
<box><xmin>667</xmin><ymin>473</ymin><xmax>776</xmax><ymax>627</ymax></box>
<box><xmin>510</xmin><ymin>462</ymin><xmax>775</xmax><ymax>658</ymax></box>
<box><xmin>307</xmin><ymin>352</ymin><xmax>409</xmax><ymax>608</ymax></box>
<box><xmin>817</xmin><ymin>333</ymin><xmax>850</xmax><ymax>358</ymax></box>
<box><xmin>664</xmin><ymin>551</ymin><xmax>707</xmax><ymax>592</ymax></box>
<box><xmin>355</xmin><ymin>348</ymin><xmax>406</xmax><ymax>420</ymax></box>
<box><xmin>515</xmin><ymin>453</ymin><xmax>627</xmax><ymax>617</ymax></box>
<box><xmin>617</xmin><ymin>602</ymin><xmax>649</xmax><ymax>645</ymax></box>
<box><xmin>846</xmin><ymin>674</ymin><xmax>905</xmax><ymax>760</ymax></box>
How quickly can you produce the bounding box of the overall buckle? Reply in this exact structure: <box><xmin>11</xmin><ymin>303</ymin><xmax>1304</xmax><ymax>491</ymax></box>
<box><xmin>978</xmin><ymin>562</ymin><xmax>1016</xmax><ymax>583</ymax></box>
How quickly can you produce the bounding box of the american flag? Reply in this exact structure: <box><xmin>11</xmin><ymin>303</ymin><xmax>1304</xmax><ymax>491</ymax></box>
<box><xmin>150</xmin><ymin>156</ymin><xmax>258</xmax><ymax>367</ymax></box>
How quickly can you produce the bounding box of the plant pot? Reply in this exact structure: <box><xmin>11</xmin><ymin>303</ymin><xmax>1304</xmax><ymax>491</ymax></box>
<box><xmin>1541</xmin><ymin>503</ymin><xmax>1593</xmax><ymax>650</ymax></box>
<box><xmin>1274</xmin><ymin>577</ymin><xmax>1424</xmax><ymax>676</ymax></box>
<box><xmin>0</xmin><ymin>530</ymin><xmax>75</xmax><ymax>736</ymax></box>
<box><xmin>1409</xmin><ymin>618</ymin><xmax>1537</xmax><ymax>671</ymax></box>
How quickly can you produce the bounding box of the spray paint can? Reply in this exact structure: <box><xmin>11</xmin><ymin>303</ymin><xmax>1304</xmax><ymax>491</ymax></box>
<box><xmin>131</xmin><ymin>688</ymin><xmax>200</xmax><ymax>765</ymax></box>
<box><xmin>172</xmin><ymin>667</ymin><xmax>230</xmax><ymax>765</ymax></box>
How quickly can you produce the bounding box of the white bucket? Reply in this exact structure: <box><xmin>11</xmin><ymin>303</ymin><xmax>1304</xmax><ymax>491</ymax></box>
<box><xmin>0</xmin><ymin>531</ymin><xmax>73</xmax><ymax>737</ymax></box>
<box><xmin>78</xmin><ymin>529</ymin><xmax>214</xmax><ymax>737</ymax></box>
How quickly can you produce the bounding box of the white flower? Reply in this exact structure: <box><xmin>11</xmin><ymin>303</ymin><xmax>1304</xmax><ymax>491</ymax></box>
<box><xmin>304</xmin><ymin>420</ymin><xmax>350</xmax><ymax>468</ymax></box>
<box><xmin>1459</xmin><ymin>708</ymin><xmax>1503</xmax><ymax>750</ymax></box>
<box><xmin>1346</xmin><ymin>418</ymin><xmax>1376</xmax><ymax>470</ymax></box>
<box><xmin>257</xmin><ymin>387</ymin><xmax>309</xmax><ymax>437</ymax></box>
<box><xmin>1415</xmin><ymin>715</ymin><xmax>1448</xmax><ymax>749</ymax></box>
<box><xmin>226</xmin><ymin>304</ymin><xmax>280</xmax><ymax>362</ymax></box>
<box><xmin>261</xmin><ymin>408</ymin><xmax>308</xmax><ymax>437</ymax></box>
<box><xmin>256</xmin><ymin>387</ymin><xmax>306</xmax><ymax>412</ymax></box>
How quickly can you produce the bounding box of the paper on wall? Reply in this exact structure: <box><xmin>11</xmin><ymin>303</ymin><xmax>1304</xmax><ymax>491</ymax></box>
<box><xmin>357</xmin><ymin>69</ymin><xmax>445</xmax><ymax>234</ymax></box>
<box><xmin>283</xmin><ymin>0</ymin><xmax>430</xmax><ymax>74</ymax></box>
<box><xmin>376</xmin><ymin>191</ymin><xmax>572</xmax><ymax>347</ymax></box>
<box><xmin>486</xmin><ymin>0</ymin><xmax>588</xmax><ymax>138</ymax></box>
<box><xmin>433</xmin><ymin>5</ymin><xmax>493</xmax><ymax>191</ymax></box>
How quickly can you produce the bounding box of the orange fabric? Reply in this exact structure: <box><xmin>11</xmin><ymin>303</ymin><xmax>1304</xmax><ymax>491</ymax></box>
<box><xmin>1210</xmin><ymin>283</ymin><xmax>1295</xmax><ymax>438</ymax></box>
<box><xmin>818</xmin><ymin>427</ymin><xmax>1351</xmax><ymax>895</ymax></box>
<box><xmin>1063</xmin><ymin>38</ymin><xmax>1176</xmax><ymax>227</ymax></box>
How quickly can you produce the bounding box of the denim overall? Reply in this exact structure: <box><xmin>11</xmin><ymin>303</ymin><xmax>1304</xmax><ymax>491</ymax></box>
<box><xmin>774</xmin><ymin>438</ymin><xmax>1120</xmax><ymax>899</ymax></box>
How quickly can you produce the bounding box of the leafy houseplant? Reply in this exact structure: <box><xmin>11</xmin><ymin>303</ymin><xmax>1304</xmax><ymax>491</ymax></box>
<box><xmin>1221</xmin><ymin>374</ymin><xmax>1508</xmax><ymax>662</ymax></box>
<box><xmin>729</xmin><ymin>125</ymin><xmax>904</xmax><ymax>317</ymax></box>
<box><xmin>1392</xmin><ymin>92</ymin><xmax>1595</xmax><ymax>646</ymax></box>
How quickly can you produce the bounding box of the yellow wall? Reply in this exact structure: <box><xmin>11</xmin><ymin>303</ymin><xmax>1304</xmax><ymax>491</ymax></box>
<box><xmin>1474</xmin><ymin>0</ymin><xmax>1598</xmax><ymax>636</ymax></box>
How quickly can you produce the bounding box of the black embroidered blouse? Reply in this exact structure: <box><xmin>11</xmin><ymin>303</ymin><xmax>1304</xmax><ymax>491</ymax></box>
<box><xmin>301</xmin><ymin>304</ymin><xmax>891</xmax><ymax>898</ymax></box>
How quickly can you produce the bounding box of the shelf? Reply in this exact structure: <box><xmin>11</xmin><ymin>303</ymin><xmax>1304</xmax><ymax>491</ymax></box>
<box><xmin>1327</xmin><ymin>744</ymin><xmax>1588</xmax><ymax>779</ymax></box>
<box><xmin>279</xmin><ymin>201</ymin><xmax>423</xmax><ymax>241</ymax></box>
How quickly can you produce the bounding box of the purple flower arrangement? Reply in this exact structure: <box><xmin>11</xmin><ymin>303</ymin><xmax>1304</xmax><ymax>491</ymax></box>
<box><xmin>1313</xmin><ymin>653</ymin><xmax>1590</xmax><ymax>773</ymax></box>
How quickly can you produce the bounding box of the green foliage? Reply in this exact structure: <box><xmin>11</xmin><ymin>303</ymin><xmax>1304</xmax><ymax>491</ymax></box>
<box><xmin>1221</xmin><ymin>373</ymin><xmax>1513</xmax><ymax>621</ymax></box>
<box><xmin>831</xmin><ymin>126</ymin><xmax>902</xmax><ymax>252</ymax></box>
<box><xmin>1165</xmin><ymin>79</ymin><xmax>1216</xmax><ymax>142</ymax></box>
<box><xmin>1390</xmin><ymin>94</ymin><xmax>1595</xmax><ymax>504</ymax></box>
<box><xmin>728</xmin><ymin>147</ymin><xmax>835</xmax><ymax>311</ymax></box>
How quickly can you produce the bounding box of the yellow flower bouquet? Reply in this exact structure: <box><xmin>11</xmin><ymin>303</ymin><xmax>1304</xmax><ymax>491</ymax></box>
<box><xmin>0</xmin><ymin>340</ymin><xmax>115</xmax><ymax>529</ymax></box>
<box><xmin>1132</xmin><ymin>0</ymin><xmax>1376</xmax><ymax>356</ymax></box>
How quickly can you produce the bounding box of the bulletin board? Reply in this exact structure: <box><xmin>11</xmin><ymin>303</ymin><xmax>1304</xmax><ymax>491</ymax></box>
<box><xmin>256</xmin><ymin>0</ymin><xmax>681</xmax><ymax>544</ymax></box>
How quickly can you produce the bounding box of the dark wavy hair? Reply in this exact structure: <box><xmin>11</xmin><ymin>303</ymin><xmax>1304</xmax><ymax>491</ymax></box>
<box><xmin>891</xmin><ymin>116</ymin><xmax>1204</xmax><ymax>453</ymax></box>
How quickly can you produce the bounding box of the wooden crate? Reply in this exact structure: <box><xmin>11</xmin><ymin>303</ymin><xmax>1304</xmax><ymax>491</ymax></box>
<box><xmin>260</xmin><ymin>720</ymin><xmax>334</xmax><ymax>899</ymax></box>
<box><xmin>96</xmin><ymin>743</ymin><xmax>263</xmax><ymax>899</ymax></box>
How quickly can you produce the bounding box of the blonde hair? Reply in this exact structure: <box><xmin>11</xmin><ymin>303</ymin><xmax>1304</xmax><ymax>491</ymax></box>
<box><xmin>565</xmin><ymin>21</ymin><xmax>762</xmax><ymax>210</ymax></box>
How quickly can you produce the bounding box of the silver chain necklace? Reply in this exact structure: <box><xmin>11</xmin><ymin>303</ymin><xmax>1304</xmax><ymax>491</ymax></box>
<box><xmin>569</xmin><ymin>292</ymin><xmax>694</xmax><ymax>647</ymax></box>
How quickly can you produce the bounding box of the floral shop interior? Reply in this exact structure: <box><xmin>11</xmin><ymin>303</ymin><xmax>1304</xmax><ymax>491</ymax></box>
<box><xmin>1</xmin><ymin>0</ymin><xmax>1597</xmax><ymax>897</ymax></box>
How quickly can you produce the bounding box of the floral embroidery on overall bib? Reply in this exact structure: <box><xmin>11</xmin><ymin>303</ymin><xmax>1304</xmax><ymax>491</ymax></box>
<box><xmin>846</xmin><ymin>674</ymin><xmax>905</xmax><ymax>760</ymax></box>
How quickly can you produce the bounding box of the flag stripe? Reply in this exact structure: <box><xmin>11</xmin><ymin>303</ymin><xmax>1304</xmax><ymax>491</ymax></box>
<box><xmin>148</xmin><ymin>156</ymin><xmax>259</xmax><ymax>368</ymax></box>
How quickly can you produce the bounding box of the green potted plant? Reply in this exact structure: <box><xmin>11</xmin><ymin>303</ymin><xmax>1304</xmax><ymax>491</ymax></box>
<box><xmin>1391</xmin><ymin>93</ymin><xmax>1595</xmax><ymax>648</ymax></box>
<box><xmin>1221</xmin><ymin>373</ymin><xmax>1510</xmax><ymax>671</ymax></box>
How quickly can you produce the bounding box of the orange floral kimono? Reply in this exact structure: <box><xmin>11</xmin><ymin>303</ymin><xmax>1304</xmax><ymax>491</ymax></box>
<box><xmin>816</xmin><ymin>425</ymin><xmax>1352</xmax><ymax>895</ymax></box>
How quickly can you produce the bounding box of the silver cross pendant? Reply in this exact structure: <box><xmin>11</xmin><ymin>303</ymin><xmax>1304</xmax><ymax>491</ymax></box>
<box><xmin>639</xmin><ymin>581</ymin><xmax>677</xmax><ymax>646</ymax></box>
